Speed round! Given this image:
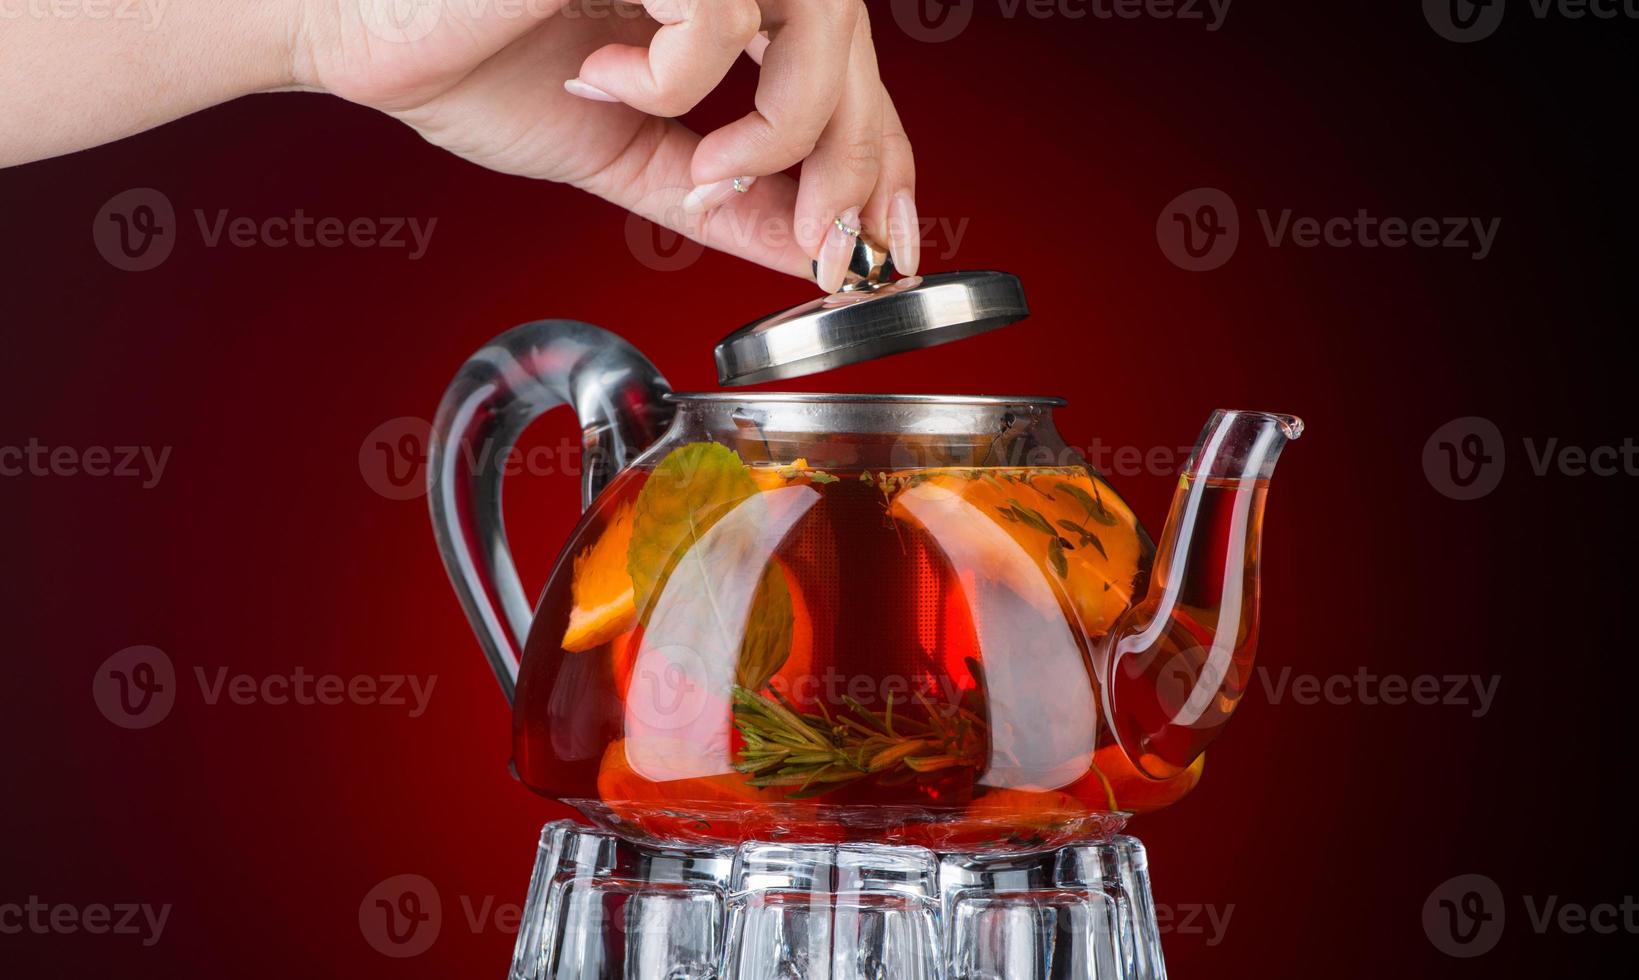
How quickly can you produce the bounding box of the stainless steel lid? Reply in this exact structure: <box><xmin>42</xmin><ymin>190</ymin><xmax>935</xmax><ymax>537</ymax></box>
<box><xmin>714</xmin><ymin>235</ymin><xmax>1029</xmax><ymax>386</ymax></box>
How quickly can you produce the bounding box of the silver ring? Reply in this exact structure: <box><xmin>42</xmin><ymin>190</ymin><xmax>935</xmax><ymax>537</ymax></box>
<box><xmin>731</xmin><ymin>177</ymin><xmax>750</xmax><ymax>194</ymax></box>
<box><xmin>833</xmin><ymin>216</ymin><xmax>862</xmax><ymax>237</ymax></box>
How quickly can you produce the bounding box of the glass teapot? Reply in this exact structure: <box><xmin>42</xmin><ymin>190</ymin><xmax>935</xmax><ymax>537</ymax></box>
<box><xmin>428</xmin><ymin>286</ymin><xmax>1300</xmax><ymax>852</ymax></box>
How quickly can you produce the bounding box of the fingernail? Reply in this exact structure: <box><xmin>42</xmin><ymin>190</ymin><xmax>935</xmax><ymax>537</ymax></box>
<box><xmin>682</xmin><ymin>176</ymin><xmax>756</xmax><ymax>215</ymax></box>
<box><xmin>564</xmin><ymin>78</ymin><xmax>619</xmax><ymax>103</ymax></box>
<box><xmin>889</xmin><ymin>191</ymin><xmax>921</xmax><ymax>277</ymax></box>
<box><xmin>816</xmin><ymin>206</ymin><xmax>862</xmax><ymax>293</ymax></box>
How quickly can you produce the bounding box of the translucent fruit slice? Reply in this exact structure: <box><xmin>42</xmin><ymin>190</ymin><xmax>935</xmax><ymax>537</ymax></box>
<box><xmin>560</xmin><ymin>499</ymin><xmax>637</xmax><ymax>653</ymax></box>
<box><xmin>769</xmin><ymin>557</ymin><xmax>814</xmax><ymax>690</ymax></box>
<box><xmin>887</xmin><ymin>469</ymin><xmax>1143</xmax><ymax>633</ymax></box>
<box><xmin>1064</xmin><ymin>745</ymin><xmax>1205</xmax><ymax>815</ymax></box>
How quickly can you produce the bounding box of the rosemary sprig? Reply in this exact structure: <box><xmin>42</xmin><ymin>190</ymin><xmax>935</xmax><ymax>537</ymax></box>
<box><xmin>731</xmin><ymin>684</ymin><xmax>985</xmax><ymax>798</ymax></box>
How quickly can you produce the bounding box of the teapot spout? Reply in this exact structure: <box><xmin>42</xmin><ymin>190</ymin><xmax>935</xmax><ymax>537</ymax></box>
<box><xmin>1100</xmin><ymin>410</ymin><xmax>1302</xmax><ymax>779</ymax></box>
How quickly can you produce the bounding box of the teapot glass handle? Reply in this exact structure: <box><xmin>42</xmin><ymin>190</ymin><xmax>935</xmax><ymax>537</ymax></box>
<box><xmin>427</xmin><ymin>320</ymin><xmax>673</xmax><ymax>705</ymax></box>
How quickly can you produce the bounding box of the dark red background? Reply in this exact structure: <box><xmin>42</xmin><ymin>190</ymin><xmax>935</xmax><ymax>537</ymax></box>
<box><xmin>4</xmin><ymin>3</ymin><xmax>1637</xmax><ymax>976</ymax></box>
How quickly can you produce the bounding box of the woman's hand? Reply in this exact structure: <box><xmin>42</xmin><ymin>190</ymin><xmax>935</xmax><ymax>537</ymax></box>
<box><xmin>295</xmin><ymin>0</ymin><xmax>919</xmax><ymax>288</ymax></box>
<box><xmin>0</xmin><ymin>0</ymin><xmax>919</xmax><ymax>289</ymax></box>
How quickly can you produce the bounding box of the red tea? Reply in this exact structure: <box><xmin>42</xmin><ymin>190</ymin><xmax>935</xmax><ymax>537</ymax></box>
<box><xmin>512</xmin><ymin>447</ymin><xmax>1239</xmax><ymax>846</ymax></box>
<box><xmin>1105</xmin><ymin>477</ymin><xmax>1268</xmax><ymax>779</ymax></box>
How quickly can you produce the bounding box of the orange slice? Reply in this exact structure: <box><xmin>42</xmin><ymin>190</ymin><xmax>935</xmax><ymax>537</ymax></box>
<box><xmin>887</xmin><ymin>469</ymin><xmax>1143</xmax><ymax>634</ymax></box>
<box><xmin>762</xmin><ymin>555</ymin><xmax>816</xmax><ymax>706</ymax></box>
<box><xmin>1064</xmin><ymin>745</ymin><xmax>1205</xmax><ymax>815</ymax></box>
<box><xmin>561</xmin><ymin>499</ymin><xmax>637</xmax><ymax>653</ymax></box>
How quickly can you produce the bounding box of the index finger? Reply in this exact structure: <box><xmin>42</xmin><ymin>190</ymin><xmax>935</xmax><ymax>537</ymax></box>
<box><xmin>572</xmin><ymin>0</ymin><xmax>763</xmax><ymax>118</ymax></box>
<box><xmin>690</xmin><ymin>0</ymin><xmax>860</xmax><ymax>186</ymax></box>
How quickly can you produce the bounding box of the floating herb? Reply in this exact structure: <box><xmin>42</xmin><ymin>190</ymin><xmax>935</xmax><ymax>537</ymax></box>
<box><xmin>1006</xmin><ymin>499</ymin><xmax>1057</xmax><ymax>536</ymax></box>
<box><xmin>1089</xmin><ymin>482</ymin><xmax>1119</xmax><ymax>526</ymax></box>
<box><xmin>773</xmin><ymin>457</ymin><xmax>840</xmax><ymax>484</ymax></box>
<box><xmin>1047</xmin><ymin>537</ymin><xmax>1069</xmax><ymax>578</ymax></box>
<box><xmin>1056</xmin><ymin>480</ymin><xmax>1119</xmax><ymax>527</ymax></box>
<box><xmin>1055</xmin><ymin>519</ymin><xmax>1109</xmax><ymax>559</ymax></box>
<box><xmin>732</xmin><ymin>685</ymin><xmax>985</xmax><ymax>798</ymax></box>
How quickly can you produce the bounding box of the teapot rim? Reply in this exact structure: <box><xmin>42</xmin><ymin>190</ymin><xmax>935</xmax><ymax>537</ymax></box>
<box><xmin>665</xmin><ymin>392</ymin><xmax>1067</xmax><ymax>408</ymax></box>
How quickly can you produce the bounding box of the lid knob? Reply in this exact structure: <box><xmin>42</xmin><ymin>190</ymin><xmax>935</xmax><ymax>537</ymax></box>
<box><xmin>815</xmin><ymin>232</ymin><xmax>896</xmax><ymax>292</ymax></box>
